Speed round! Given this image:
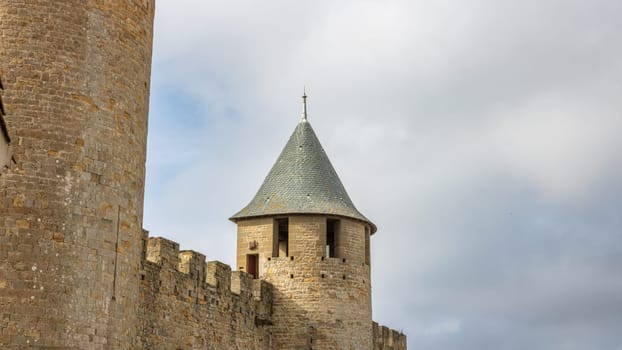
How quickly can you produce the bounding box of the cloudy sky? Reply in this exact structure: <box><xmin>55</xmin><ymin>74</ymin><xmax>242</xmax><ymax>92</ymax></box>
<box><xmin>143</xmin><ymin>1</ymin><xmax>622</xmax><ymax>348</ymax></box>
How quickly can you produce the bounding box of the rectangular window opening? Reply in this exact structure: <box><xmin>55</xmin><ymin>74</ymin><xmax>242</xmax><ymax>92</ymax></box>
<box><xmin>276</xmin><ymin>218</ymin><xmax>289</xmax><ymax>257</ymax></box>
<box><xmin>326</xmin><ymin>219</ymin><xmax>339</xmax><ymax>258</ymax></box>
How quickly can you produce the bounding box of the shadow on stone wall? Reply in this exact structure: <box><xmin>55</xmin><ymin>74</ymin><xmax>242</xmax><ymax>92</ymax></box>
<box><xmin>0</xmin><ymin>72</ymin><xmax>13</xmax><ymax>171</ymax></box>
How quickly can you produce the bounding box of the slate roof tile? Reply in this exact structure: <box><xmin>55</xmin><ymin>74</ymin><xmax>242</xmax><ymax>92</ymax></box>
<box><xmin>230</xmin><ymin>118</ymin><xmax>376</xmax><ymax>233</ymax></box>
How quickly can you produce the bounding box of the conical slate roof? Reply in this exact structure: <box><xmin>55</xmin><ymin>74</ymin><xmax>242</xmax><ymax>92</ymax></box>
<box><xmin>230</xmin><ymin>105</ymin><xmax>376</xmax><ymax>233</ymax></box>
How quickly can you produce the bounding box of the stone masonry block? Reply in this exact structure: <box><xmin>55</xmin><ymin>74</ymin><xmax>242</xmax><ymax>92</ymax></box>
<box><xmin>146</xmin><ymin>237</ymin><xmax>180</xmax><ymax>268</ymax></box>
<box><xmin>231</xmin><ymin>271</ymin><xmax>253</xmax><ymax>296</ymax></box>
<box><xmin>205</xmin><ymin>261</ymin><xmax>231</xmax><ymax>293</ymax></box>
<box><xmin>178</xmin><ymin>250</ymin><xmax>206</xmax><ymax>282</ymax></box>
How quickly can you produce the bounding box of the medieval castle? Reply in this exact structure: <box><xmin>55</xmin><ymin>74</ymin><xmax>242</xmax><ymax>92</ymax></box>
<box><xmin>0</xmin><ymin>1</ymin><xmax>406</xmax><ymax>349</ymax></box>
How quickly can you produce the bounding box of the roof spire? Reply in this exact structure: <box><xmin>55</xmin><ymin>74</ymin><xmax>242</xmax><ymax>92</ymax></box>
<box><xmin>301</xmin><ymin>87</ymin><xmax>308</xmax><ymax>122</ymax></box>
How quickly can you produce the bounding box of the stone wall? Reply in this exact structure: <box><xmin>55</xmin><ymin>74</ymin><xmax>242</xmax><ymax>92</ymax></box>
<box><xmin>334</xmin><ymin>216</ymin><xmax>368</xmax><ymax>264</ymax></box>
<box><xmin>264</xmin><ymin>256</ymin><xmax>373</xmax><ymax>349</ymax></box>
<box><xmin>139</xmin><ymin>236</ymin><xmax>274</xmax><ymax>349</ymax></box>
<box><xmin>372</xmin><ymin>322</ymin><xmax>407</xmax><ymax>350</ymax></box>
<box><xmin>0</xmin><ymin>1</ymin><xmax>155</xmax><ymax>348</ymax></box>
<box><xmin>288</xmin><ymin>215</ymin><xmax>328</xmax><ymax>258</ymax></box>
<box><xmin>236</xmin><ymin>217</ymin><xmax>275</xmax><ymax>275</ymax></box>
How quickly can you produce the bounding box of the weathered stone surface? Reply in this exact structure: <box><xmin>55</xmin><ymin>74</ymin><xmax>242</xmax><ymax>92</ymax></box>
<box><xmin>0</xmin><ymin>1</ymin><xmax>155</xmax><ymax>348</ymax></box>
<box><xmin>373</xmin><ymin>322</ymin><xmax>408</xmax><ymax>350</ymax></box>
<box><xmin>139</xmin><ymin>236</ymin><xmax>273</xmax><ymax>349</ymax></box>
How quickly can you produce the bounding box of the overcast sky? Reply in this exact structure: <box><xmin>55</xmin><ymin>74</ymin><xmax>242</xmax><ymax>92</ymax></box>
<box><xmin>143</xmin><ymin>1</ymin><xmax>622</xmax><ymax>348</ymax></box>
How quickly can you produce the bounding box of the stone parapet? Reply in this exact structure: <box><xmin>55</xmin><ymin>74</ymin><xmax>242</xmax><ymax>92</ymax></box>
<box><xmin>139</xmin><ymin>236</ymin><xmax>274</xmax><ymax>349</ymax></box>
<box><xmin>373</xmin><ymin>322</ymin><xmax>407</xmax><ymax>350</ymax></box>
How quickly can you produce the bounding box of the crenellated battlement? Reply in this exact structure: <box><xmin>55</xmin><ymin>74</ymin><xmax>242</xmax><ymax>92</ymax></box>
<box><xmin>146</xmin><ymin>236</ymin><xmax>181</xmax><ymax>267</ymax></box>
<box><xmin>142</xmin><ymin>236</ymin><xmax>270</xmax><ymax>299</ymax></box>
<box><xmin>373</xmin><ymin>322</ymin><xmax>407</xmax><ymax>350</ymax></box>
<box><xmin>138</xmin><ymin>235</ymin><xmax>274</xmax><ymax>349</ymax></box>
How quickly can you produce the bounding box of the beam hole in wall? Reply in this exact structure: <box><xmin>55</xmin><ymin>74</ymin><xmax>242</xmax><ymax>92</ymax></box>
<box><xmin>140</xmin><ymin>274</ymin><xmax>145</xmax><ymax>280</ymax></box>
<box><xmin>290</xmin><ymin>274</ymin><xmax>294</xmax><ymax>279</ymax></box>
<box><xmin>321</xmin><ymin>273</ymin><xmax>325</xmax><ymax>278</ymax></box>
<box><xmin>290</xmin><ymin>256</ymin><xmax>294</xmax><ymax>261</ymax></box>
<box><xmin>342</xmin><ymin>258</ymin><xmax>346</xmax><ymax>263</ymax></box>
<box><xmin>342</xmin><ymin>275</ymin><xmax>346</xmax><ymax>280</ymax></box>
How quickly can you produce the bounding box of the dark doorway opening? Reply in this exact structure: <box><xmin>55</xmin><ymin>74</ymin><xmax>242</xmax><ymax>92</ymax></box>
<box><xmin>247</xmin><ymin>254</ymin><xmax>258</xmax><ymax>279</ymax></box>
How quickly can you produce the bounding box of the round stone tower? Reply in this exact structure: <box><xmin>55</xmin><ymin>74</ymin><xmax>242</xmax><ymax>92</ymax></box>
<box><xmin>231</xmin><ymin>94</ymin><xmax>376</xmax><ymax>349</ymax></box>
<box><xmin>0</xmin><ymin>1</ymin><xmax>154</xmax><ymax>348</ymax></box>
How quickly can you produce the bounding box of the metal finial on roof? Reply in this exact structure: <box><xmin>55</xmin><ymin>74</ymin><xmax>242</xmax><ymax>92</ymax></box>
<box><xmin>301</xmin><ymin>87</ymin><xmax>308</xmax><ymax>122</ymax></box>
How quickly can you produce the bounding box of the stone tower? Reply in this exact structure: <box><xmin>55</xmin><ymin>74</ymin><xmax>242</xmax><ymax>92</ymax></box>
<box><xmin>231</xmin><ymin>94</ymin><xmax>376</xmax><ymax>349</ymax></box>
<box><xmin>0</xmin><ymin>1</ymin><xmax>155</xmax><ymax>348</ymax></box>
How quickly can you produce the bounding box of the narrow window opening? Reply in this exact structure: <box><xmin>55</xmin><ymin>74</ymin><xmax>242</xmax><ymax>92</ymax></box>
<box><xmin>246</xmin><ymin>254</ymin><xmax>259</xmax><ymax>279</ymax></box>
<box><xmin>276</xmin><ymin>218</ymin><xmax>289</xmax><ymax>257</ymax></box>
<box><xmin>326</xmin><ymin>219</ymin><xmax>339</xmax><ymax>258</ymax></box>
